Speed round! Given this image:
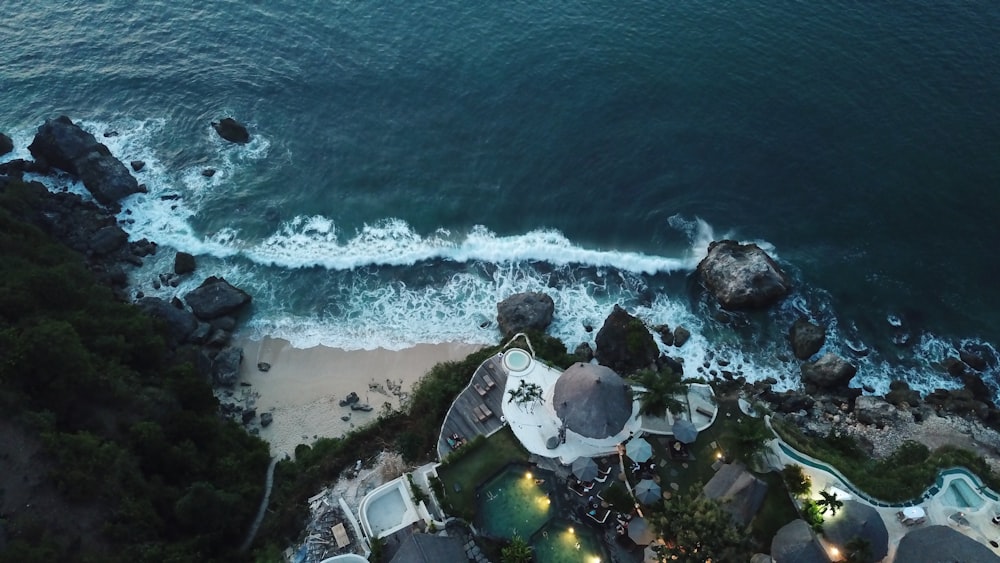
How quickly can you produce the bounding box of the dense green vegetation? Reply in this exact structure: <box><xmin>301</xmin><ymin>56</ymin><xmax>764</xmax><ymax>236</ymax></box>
<box><xmin>0</xmin><ymin>180</ymin><xmax>270</xmax><ymax>562</ymax></box>
<box><xmin>647</xmin><ymin>486</ymin><xmax>754</xmax><ymax>562</ymax></box>
<box><xmin>436</xmin><ymin>428</ymin><xmax>531</xmax><ymax>519</ymax></box>
<box><xmin>773</xmin><ymin>418</ymin><xmax>1000</xmax><ymax>501</ymax></box>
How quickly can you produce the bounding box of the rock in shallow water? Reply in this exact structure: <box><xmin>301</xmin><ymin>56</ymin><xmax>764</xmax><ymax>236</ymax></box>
<box><xmin>696</xmin><ymin>240</ymin><xmax>791</xmax><ymax>310</ymax></box>
<box><xmin>211</xmin><ymin>117</ymin><xmax>250</xmax><ymax>144</ymax></box>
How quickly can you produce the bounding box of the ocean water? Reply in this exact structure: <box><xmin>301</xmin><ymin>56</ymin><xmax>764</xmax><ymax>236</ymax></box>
<box><xmin>3</xmin><ymin>1</ymin><xmax>1000</xmax><ymax>398</ymax></box>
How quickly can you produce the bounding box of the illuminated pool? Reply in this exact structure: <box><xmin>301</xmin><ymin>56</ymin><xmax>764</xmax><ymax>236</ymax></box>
<box><xmin>531</xmin><ymin>519</ymin><xmax>607</xmax><ymax>563</ymax></box>
<box><xmin>476</xmin><ymin>465</ymin><xmax>555</xmax><ymax>539</ymax></box>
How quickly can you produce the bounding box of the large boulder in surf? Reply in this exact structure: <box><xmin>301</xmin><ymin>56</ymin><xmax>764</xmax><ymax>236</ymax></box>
<box><xmin>0</xmin><ymin>132</ymin><xmax>13</xmax><ymax>156</ymax></box>
<box><xmin>137</xmin><ymin>296</ymin><xmax>199</xmax><ymax>344</ymax></box>
<box><xmin>28</xmin><ymin>116</ymin><xmax>141</xmax><ymax>204</ymax></box>
<box><xmin>800</xmin><ymin>353</ymin><xmax>857</xmax><ymax>390</ymax></box>
<box><xmin>595</xmin><ymin>305</ymin><xmax>658</xmax><ymax>376</ymax></box>
<box><xmin>696</xmin><ymin>240</ymin><xmax>791</xmax><ymax>310</ymax></box>
<box><xmin>184</xmin><ymin>276</ymin><xmax>252</xmax><ymax>320</ymax></box>
<box><xmin>789</xmin><ymin>318</ymin><xmax>826</xmax><ymax>360</ymax></box>
<box><xmin>211</xmin><ymin>117</ymin><xmax>250</xmax><ymax>144</ymax></box>
<box><xmin>496</xmin><ymin>292</ymin><xmax>554</xmax><ymax>338</ymax></box>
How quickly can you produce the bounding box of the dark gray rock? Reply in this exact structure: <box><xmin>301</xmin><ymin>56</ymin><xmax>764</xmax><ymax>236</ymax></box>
<box><xmin>188</xmin><ymin>322</ymin><xmax>213</xmax><ymax>344</ymax></box>
<box><xmin>210</xmin><ymin>315</ymin><xmax>237</xmax><ymax>332</ymax></box>
<box><xmin>257</xmin><ymin>362</ymin><xmax>271</xmax><ymax>372</ymax></box>
<box><xmin>673</xmin><ymin>326</ymin><xmax>691</xmax><ymax>348</ymax></box>
<box><xmin>789</xmin><ymin>318</ymin><xmax>825</xmax><ymax>360</ymax></box>
<box><xmin>28</xmin><ymin>116</ymin><xmax>141</xmax><ymax>205</ymax></box>
<box><xmin>339</xmin><ymin>392</ymin><xmax>360</xmax><ymax>406</ymax></box>
<box><xmin>211</xmin><ymin>118</ymin><xmax>250</xmax><ymax>144</ymax></box>
<box><xmin>89</xmin><ymin>225</ymin><xmax>128</xmax><ymax>255</ymax></box>
<box><xmin>594</xmin><ymin>305</ymin><xmax>658</xmax><ymax>376</ymax></box>
<box><xmin>206</xmin><ymin>328</ymin><xmax>232</xmax><ymax>348</ymax></box>
<box><xmin>137</xmin><ymin>297</ymin><xmax>198</xmax><ymax>344</ymax></box>
<box><xmin>241</xmin><ymin>408</ymin><xmax>257</xmax><ymax>424</ymax></box>
<box><xmin>654</xmin><ymin>324</ymin><xmax>674</xmax><ymax>346</ymax></box>
<box><xmin>800</xmin><ymin>353</ymin><xmax>857</xmax><ymax>390</ymax></box>
<box><xmin>960</xmin><ymin>349</ymin><xmax>988</xmax><ymax>372</ymax></box>
<box><xmin>130</xmin><ymin>238</ymin><xmax>157</xmax><ymax>257</ymax></box>
<box><xmin>201</xmin><ymin>168</ymin><xmax>216</xmax><ymax>177</ymax></box>
<box><xmin>184</xmin><ymin>276</ymin><xmax>252</xmax><ymax>320</ymax></box>
<box><xmin>211</xmin><ymin>347</ymin><xmax>243</xmax><ymax>387</ymax></box>
<box><xmin>496</xmin><ymin>292</ymin><xmax>554</xmax><ymax>338</ymax></box>
<box><xmin>696</xmin><ymin>240</ymin><xmax>791</xmax><ymax>310</ymax></box>
<box><xmin>260</xmin><ymin>412</ymin><xmax>273</xmax><ymax>427</ymax></box>
<box><xmin>130</xmin><ymin>160</ymin><xmax>145</xmax><ymax>172</ymax></box>
<box><xmin>174</xmin><ymin>251</ymin><xmax>196</xmax><ymax>275</ymax></box>
<box><xmin>885</xmin><ymin>380</ymin><xmax>921</xmax><ymax>407</ymax></box>
<box><xmin>854</xmin><ymin>396</ymin><xmax>900</xmax><ymax>427</ymax></box>
<box><xmin>573</xmin><ymin>342</ymin><xmax>594</xmax><ymax>363</ymax></box>
<box><xmin>0</xmin><ymin>132</ymin><xmax>12</xmax><ymax>156</ymax></box>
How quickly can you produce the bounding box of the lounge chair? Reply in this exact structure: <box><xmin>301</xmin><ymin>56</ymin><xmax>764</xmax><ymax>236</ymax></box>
<box><xmin>475</xmin><ymin>404</ymin><xmax>493</xmax><ymax>422</ymax></box>
<box><xmin>474</xmin><ymin>383</ymin><xmax>488</xmax><ymax>396</ymax></box>
<box><xmin>696</xmin><ymin>406</ymin><xmax>714</xmax><ymax>417</ymax></box>
<box><xmin>483</xmin><ymin>374</ymin><xmax>497</xmax><ymax>389</ymax></box>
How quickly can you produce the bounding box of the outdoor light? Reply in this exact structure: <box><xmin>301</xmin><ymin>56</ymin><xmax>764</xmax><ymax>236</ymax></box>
<box><xmin>569</xmin><ymin>527</ymin><xmax>575</xmax><ymax>534</ymax></box>
<box><xmin>526</xmin><ymin>471</ymin><xmax>533</xmax><ymax>479</ymax></box>
<box><xmin>830</xmin><ymin>547</ymin><xmax>840</xmax><ymax>558</ymax></box>
<box><xmin>715</xmin><ymin>452</ymin><xmax>722</xmax><ymax>459</ymax></box>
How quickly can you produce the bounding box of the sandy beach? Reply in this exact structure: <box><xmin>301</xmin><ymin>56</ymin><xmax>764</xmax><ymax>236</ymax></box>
<box><xmin>234</xmin><ymin>338</ymin><xmax>483</xmax><ymax>458</ymax></box>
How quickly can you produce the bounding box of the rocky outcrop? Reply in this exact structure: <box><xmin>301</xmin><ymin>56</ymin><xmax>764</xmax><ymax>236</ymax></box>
<box><xmin>696</xmin><ymin>240</ymin><xmax>791</xmax><ymax>310</ymax></box>
<box><xmin>28</xmin><ymin>116</ymin><xmax>141</xmax><ymax>204</ymax></box>
<box><xmin>211</xmin><ymin>118</ymin><xmax>250</xmax><ymax>144</ymax></box>
<box><xmin>854</xmin><ymin>396</ymin><xmax>902</xmax><ymax>427</ymax></box>
<box><xmin>800</xmin><ymin>353</ymin><xmax>857</xmax><ymax>390</ymax></box>
<box><xmin>137</xmin><ymin>297</ymin><xmax>199</xmax><ymax>344</ymax></box>
<box><xmin>789</xmin><ymin>318</ymin><xmax>825</xmax><ymax>360</ymax></box>
<box><xmin>496</xmin><ymin>292</ymin><xmax>554</xmax><ymax>338</ymax></box>
<box><xmin>594</xmin><ymin>305</ymin><xmax>658</xmax><ymax>376</ymax></box>
<box><xmin>573</xmin><ymin>342</ymin><xmax>594</xmax><ymax>363</ymax></box>
<box><xmin>673</xmin><ymin>326</ymin><xmax>691</xmax><ymax>348</ymax></box>
<box><xmin>184</xmin><ymin>276</ymin><xmax>252</xmax><ymax>320</ymax></box>
<box><xmin>885</xmin><ymin>380</ymin><xmax>921</xmax><ymax>407</ymax></box>
<box><xmin>174</xmin><ymin>251</ymin><xmax>196</xmax><ymax>275</ymax></box>
<box><xmin>0</xmin><ymin>132</ymin><xmax>12</xmax><ymax>156</ymax></box>
<box><xmin>212</xmin><ymin>346</ymin><xmax>243</xmax><ymax>387</ymax></box>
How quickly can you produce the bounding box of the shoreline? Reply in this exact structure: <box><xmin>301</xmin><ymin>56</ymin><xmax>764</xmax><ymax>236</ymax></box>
<box><xmin>233</xmin><ymin>338</ymin><xmax>483</xmax><ymax>459</ymax></box>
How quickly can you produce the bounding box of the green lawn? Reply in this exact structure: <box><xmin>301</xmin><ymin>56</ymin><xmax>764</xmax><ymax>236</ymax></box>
<box><xmin>436</xmin><ymin>427</ymin><xmax>531</xmax><ymax>519</ymax></box>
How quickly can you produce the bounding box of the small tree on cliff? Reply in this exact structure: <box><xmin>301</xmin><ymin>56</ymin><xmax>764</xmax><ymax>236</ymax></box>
<box><xmin>630</xmin><ymin>366</ymin><xmax>687</xmax><ymax>418</ymax></box>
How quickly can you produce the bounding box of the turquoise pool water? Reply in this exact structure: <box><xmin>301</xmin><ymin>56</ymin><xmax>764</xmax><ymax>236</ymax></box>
<box><xmin>476</xmin><ymin>466</ymin><xmax>555</xmax><ymax>539</ymax></box>
<box><xmin>942</xmin><ymin>479</ymin><xmax>985</xmax><ymax>510</ymax></box>
<box><xmin>530</xmin><ymin>519</ymin><xmax>607</xmax><ymax>563</ymax></box>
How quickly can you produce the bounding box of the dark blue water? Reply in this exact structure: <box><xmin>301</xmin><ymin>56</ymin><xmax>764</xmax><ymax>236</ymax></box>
<box><xmin>3</xmin><ymin>1</ymin><xmax>1000</xmax><ymax>396</ymax></box>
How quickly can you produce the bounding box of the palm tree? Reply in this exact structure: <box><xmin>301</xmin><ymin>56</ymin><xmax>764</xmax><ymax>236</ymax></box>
<box><xmin>629</xmin><ymin>366</ymin><xmax>687</xmax><ymax>417</ymax></box>
<box><xmin>501</xmin><ymin>533</ymin><xmax>533</xmax><ymax>563</ymax></box>
<box><xmin>731</xmin><ymin>415</ymin><xmax>773</xmax><ymax>469</ymax></box>
<box><xmin>815</xmin><ymin>490</ymin><xmax>843</xmax><ymax>516</ymax></box>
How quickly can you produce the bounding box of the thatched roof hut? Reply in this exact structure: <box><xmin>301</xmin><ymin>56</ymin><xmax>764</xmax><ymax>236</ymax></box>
<box><xmin>553</xmin><ymin>363</ymin><xmax>633</xmax><ymax>439</ymax></box>
<box><xmin>821</xmin><ymin>500</ymin><xmax>888</xmax><ymax>562</ymax></box>
<box><xmin>770</xmin><ymin>519</ymin><xmax>829</xmax><ymax>563</ymax></box>
<box><xmin>895</xmin><ymin>525</ymin><xmax>1000</xmax><ymax>562</ymax></box>
<box><xmin>702</xmin><ymin>462</ymin><xmax>768</xmax><ymax>527</ymax></box>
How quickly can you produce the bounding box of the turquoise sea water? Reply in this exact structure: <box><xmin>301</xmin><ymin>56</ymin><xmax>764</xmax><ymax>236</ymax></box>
<box><xmin>2</xmin><ymin>1</ymin><xmax>999</xmax><ymax>397</ymax></box>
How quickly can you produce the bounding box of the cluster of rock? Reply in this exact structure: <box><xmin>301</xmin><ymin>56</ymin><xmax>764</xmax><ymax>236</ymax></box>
<box><xmin>1</xmin><ymin>116</ymin><xmax>265</xmax><ymax>429</ymax></box>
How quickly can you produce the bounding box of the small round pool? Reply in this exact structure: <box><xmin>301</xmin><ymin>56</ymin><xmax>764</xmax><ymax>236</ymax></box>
<box><xmin>503</xmin><ymin>349</ymin><xmax>532</xmax><ymax>373</ymax></box>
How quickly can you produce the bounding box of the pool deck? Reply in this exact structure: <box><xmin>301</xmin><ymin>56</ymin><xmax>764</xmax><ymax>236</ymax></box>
<box><xmin>765</xmin><ymin>416</ymin><xmax>1000</xmax><ymax>562</ymax></box>
<box><xmin>436</xmin><ymin>355</ymin><xmax>509</xmax><ymax>459</ymax></box>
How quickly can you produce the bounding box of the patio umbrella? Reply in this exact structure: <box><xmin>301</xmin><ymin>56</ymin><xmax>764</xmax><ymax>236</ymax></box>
<box><xmin>628</xmin><ymin>516</ymin><xmax>656</xmax><ymax>545</ymax></box>
<box><xmin>571</xmin><ymin>456</ymin><xmax>600</xmax><ymax>481</ymax></box>
<box><xmin>635</xmin><ymin>479</ymin><xmax>661</xmax><ymax>505</ymax></box>
<box><xmin>626</xmin><ymin>437</ymin><xmax>653</xmax><ymax>462</ymax></box>
<box><xmin>672</xmin><ymin>419</ymin><xmax>698</xmax><ymax>444</ymax></box>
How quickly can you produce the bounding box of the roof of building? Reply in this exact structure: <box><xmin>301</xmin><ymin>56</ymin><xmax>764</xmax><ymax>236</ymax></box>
<box><xmin>820</xmin><ymin>500</ymin><xmax>888</xmax><ymax>562</ymax></box>
<box><xmin>894</xmin><ymin>525</ymin><xmax>1000</xmax><ymax>563</ymax></box>
<box><xmin>388</xmin><ymin>533</ymin><xmax>467</xmax><ymax>563</ymax></box>
<box><xmin>769</xmin><ymin>519</ymin><xmax>830</xmax><ymax>563</ymax></box>
<box><xmin>702</xmin><ymin>462</ymin><xmax>768</xmax><ymax>527</ymax></box>
<box><xmin>553</xmin><ymin>362</ymin><xmax>632</xmax><ymax>439</ymax></box>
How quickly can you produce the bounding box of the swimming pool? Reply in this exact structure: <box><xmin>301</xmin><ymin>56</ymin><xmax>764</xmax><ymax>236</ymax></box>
<box><xmin>503</xmin><ymin>349</ymin><xmax>533</xmax><ymax>373</ymax></box>
<box><xmin>530</xmin><ymin>519</ymin><xmax>607</xmax><ymax>563</ymax></box>
<box><xmin>476</xmin><ymin>465</ymin><xmax>555</xmax><ymax>539</ymax></box>
<box><xmin>358</xmin><ymin>479</ymin><xmax>420</xmax><ymax>538</ymax></box>
<box><xmin>941</xmin><ymin>479</ymin><xmax>985</xmax><ymax>510</ymax></box>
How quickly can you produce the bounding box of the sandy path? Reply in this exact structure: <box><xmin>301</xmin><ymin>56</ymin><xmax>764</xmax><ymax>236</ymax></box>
<box><xmin>235</xmin><ymin>338</ymin><xmax>482</xmax><ymax>458</ymax></box>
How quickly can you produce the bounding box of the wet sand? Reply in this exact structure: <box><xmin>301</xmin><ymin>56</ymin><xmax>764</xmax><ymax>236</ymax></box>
<box><xmin>235</xmin><ymin>338</ymin><xmax>483</xmax><ymax>458</ymax></box>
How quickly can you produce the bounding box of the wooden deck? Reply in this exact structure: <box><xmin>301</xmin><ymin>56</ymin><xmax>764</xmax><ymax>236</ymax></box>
<box><xmin>436</xmin><ymin>355</ymin><xmax>510</xmax><ymax>459</ymax></box>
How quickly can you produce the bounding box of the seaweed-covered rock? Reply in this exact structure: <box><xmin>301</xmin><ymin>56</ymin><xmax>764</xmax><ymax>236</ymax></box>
<box><xmin>496</xmin><ymin>292</ymin><xmax>554</xmax><ymax>338</ymax></box>
<box><xmin>696</xmin><ymin>240</ymin><xmax>791</xmax><ymax>310</ymax></box>
<box><xmin>594</xmin><ymin>305</ymin><xmax>658</xmax><ymax>376</ymax></box>
<box><xmin>137</xmin><ymin>297</ymin><xmax>198</xmax><ymax>344</ymax></box>
<box><xmin>184</xmin><ymin>276</ymin><xmax>252</xmax><ymax>320</ymax></box>
<box><xmin>211</xmin><ymin>347</ymin><xmax>243</xmax><ymax>387</ymax></box>
<box><xmin>211</xmin><ymin>117</ymin><xmax>250</xmax><ymax>144</ymax></box>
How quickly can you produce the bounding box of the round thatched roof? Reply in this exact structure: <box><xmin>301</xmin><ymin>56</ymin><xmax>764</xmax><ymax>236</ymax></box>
<box><xmin>553</xmin><ymin>363</ymin><xmax>632</xmax><ymax>439</ymax></box>
<box><xmin>895</xmin><ymin>525</ymin><xmax>1000</xmax><ymax>562</ymax></box>
<box><xmin>770</xmin><ymin>519</ymin><xmax>829</xmax><ymax>563</ymax></box>
<box><xmin>822</xmin><ymin>500</ymin><xmax>888</xmax><ymax>562</ymax></box>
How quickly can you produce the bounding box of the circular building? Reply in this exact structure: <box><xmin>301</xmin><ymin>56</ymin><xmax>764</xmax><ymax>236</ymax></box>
<box><xmin>553</xmin><ymin>363</ymin><xmax>633</xmax><ymax>439</ymax></box>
